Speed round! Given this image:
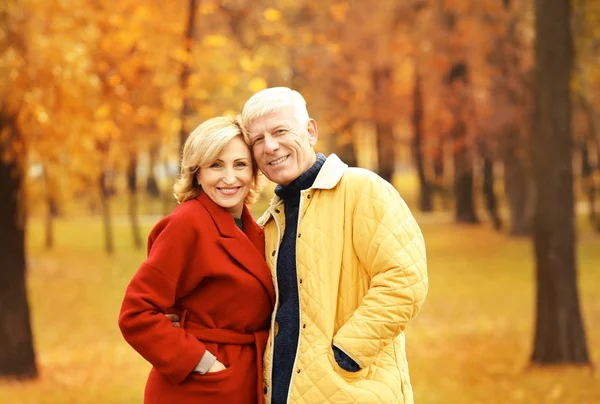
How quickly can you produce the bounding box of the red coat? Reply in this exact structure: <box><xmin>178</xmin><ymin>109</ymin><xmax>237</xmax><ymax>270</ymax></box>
<box><xmin>118</xmin><ymin>192</ymin><xmax>275</xmax><ymax>404</ymax></box>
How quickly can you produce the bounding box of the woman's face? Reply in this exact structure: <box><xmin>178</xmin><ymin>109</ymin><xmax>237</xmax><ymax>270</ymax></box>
<box><xmin>197</xmin><ymin>136</ymin><xmax>253</xmax><ymax>218</ymax></box>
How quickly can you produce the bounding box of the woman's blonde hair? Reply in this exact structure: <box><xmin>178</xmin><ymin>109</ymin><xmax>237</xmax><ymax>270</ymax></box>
<box><xmin>173</xmin><ymin>116</ymin><xmax>263</xmax><ymax>204</ymax></box>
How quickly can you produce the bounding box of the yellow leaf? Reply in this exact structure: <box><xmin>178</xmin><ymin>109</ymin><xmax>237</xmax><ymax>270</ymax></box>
<box><xmin>81</xmin><ymin>136</ymin><xmax>96</xmax><ymax>152</ymax></box>
<box><xmin>330</xmin><ymin>3</ymin><xmax>348</xmax><ymax>22</ymax></box>
<box><xmin>108</xmin><ymin>74</ymin><xmax>121</xmax><ymax>88</ymax></box>
<box><xmin>173</xmin><ymin>47</ymin><xmax>191</xmax><ymax>64</ymax></box>
<box><xmin>198</xmin><ymin>104</ymin><xmax>216</xmax><ymax>119</ymax></box>
<box><xmin>240</xmin><ymin>56</ymin><xmax>254</xmax><ymax>72</ymax></box>
<box><xmin>134</xmin><ymin>6</ymin><xmax>152</xmax><ymax>21</ymax></box>
<box><xmin>192</xmin><ymin>88</ymin><xmax>209</xmax><ymax>100</ymax></box>
<box><xmin>223</xmin><ymin>109</ymin><xmax>238</xmax><ymax>118</ymax></box>
<box><xmin>222</xmin><ymin>74</ymin><xmax>240</xmax><ymax>89</ymax></box>
<box><xmin>328</xmin><ymin>43</ymin><xmax>340</xmax><ymax>55</ymax></box>
<box><xmin>188</xmin><ymin>73</ymin><xmax>202</xmax><ymax>88</ymax></box>
<box><xmin>203</xmin><ymin>35</ymin><xmax>229</xmax><ymax>47</ymax></box>
<box><xmin>36</xmin><ymin>110</ymin><xmax>49</xmax><ymax>124</ymax></box>
<box><xmin>95</xmin><ymin>104</ymin><xmax>111</xmax><ymax>119</ymax></box>
<box><xmin>264</xmin><ymin>8</ymin><xmax>282</xmax><ymax>22</ymax></box>
<box><xmin>248</xmin><ymin>77</ymin><xmax>267</xmax><ymax>93</ymax></box>
<box><xmin>199</xmin><ymin>2</ymin><xmax>217</xmax><ymax>15</ymax></box>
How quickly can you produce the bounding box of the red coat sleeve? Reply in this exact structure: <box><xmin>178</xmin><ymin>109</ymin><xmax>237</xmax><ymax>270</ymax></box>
<box><xmin>118</xmin><ymin>210</ymin><xmax>206</xmax><ymax>384</ymax></box>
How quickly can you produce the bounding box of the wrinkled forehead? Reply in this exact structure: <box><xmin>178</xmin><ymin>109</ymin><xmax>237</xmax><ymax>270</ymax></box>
<box><xmin>246</xmin><ymin>107</ymin><xmax>297</xmax><ymax>137</ymax></box>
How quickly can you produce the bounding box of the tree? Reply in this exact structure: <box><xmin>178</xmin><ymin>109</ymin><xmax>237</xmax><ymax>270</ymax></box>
<box><xmin>446</xmin><ymin>61</ymin><xmax>479</xmax><ymax>223</ymax></box>
<box><xmin>432</xmin><ymin>2</ymin><xmax>480</xmax><ymax>224</ymax></box>
<box><xmin>412</xmin><ymin>69</ymin><xmax>433</xmax><ymax>211</ymax></box>
<box><xmin>487</xmin><ymin>0</ymin><xmax>533</xmax><ymax>236</ymax></box>
<box><xmin>0</xmin><ymin>114</ymin><xmax>38</xmax><ymax>379</ymax></box>
<box><xmin>178</xmin><ymin>0</ymin><xmax>198</xmax><ymax>152</ymax></box>
<box><xmin>530</xmin><ymin>0</ymin><xmax>590</xmax><ymax>364</ymax></box>
<box><xmin>573</xmin><ymin>0</ymin><xmax>600</xmax><ymax>232</ymax></box>
<box><xmin>0</xmin><ymin>0</ymin><xmax>38</xmax><ymax>379</ymax></box>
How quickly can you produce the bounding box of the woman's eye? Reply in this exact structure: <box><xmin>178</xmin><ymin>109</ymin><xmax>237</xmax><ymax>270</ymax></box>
<box><xmin>235</xmin><ymin>162</ymin><xmax>248</xmax><ymax>168</ymax></box>
<box><xmin>210</xmin><ymin>162</ymin><xmax>222</xmax><ymax>168</ymax></box>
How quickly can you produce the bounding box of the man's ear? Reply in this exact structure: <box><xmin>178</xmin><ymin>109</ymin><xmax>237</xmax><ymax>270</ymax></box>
<box><xmin>307</xmin><ymin>119</ymin><xmax>318</xmax><ymax>146</ymax></box>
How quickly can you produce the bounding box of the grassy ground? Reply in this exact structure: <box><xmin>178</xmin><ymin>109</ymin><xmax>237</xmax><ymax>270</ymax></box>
<box><xmin>0</xmin><ymin>200</ymin><xmax>599</xmax><ymax>403</ymax></box>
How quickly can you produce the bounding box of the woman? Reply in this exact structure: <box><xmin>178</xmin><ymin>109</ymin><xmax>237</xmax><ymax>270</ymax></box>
<box><xmin>118</xmin><ymin>116</ymin><xmax>275</xmax><ymax>404</ymax></box>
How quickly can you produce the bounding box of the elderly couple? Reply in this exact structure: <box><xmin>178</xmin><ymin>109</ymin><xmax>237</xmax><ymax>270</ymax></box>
<box><xmin>118</xmin><ymin>87</ymin><xmax>429</xmax><ymax>404</ymax></box>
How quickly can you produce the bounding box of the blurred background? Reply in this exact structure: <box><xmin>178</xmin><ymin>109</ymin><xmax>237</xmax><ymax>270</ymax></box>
<box><xmin>1</xmin><ymin>0</ymin><xmax>599</xmax><ymax>403</ymax></box>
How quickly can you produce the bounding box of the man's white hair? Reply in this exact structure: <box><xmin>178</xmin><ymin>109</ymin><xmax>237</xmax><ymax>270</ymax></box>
<box><xmin>241</xmin><ymin>87</ymin><xmax>310</xmax><ymax>132</ymax></box>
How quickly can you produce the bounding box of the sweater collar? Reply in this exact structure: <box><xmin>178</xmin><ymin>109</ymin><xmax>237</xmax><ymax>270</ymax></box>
<box><xmin>274</xmin><ymin>153</ymin><xmax>326</xmax><ymax>200</ymax></box>
<box><xmin>258</xmin><ymin>153</ymin><xmax>349</xmax><ymax>226</ymax></box>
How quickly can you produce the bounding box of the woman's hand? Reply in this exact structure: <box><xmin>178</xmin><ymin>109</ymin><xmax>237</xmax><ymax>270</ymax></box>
<box><xmin>165</xmin><ymin>313</ymin><xmax>180</xmax><ymax>328</ymax></box>
<box><xmin>207</xmin><ymin>359</ymin><xmax>226</xmax><ymax>373</ymax></box>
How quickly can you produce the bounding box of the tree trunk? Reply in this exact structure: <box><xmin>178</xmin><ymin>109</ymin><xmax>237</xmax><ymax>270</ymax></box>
<box><xmin>502</xmin><ymin>126</ymin><xmax>531</xmax><ymax>236</ymax></box>
<box><xmin>452</xmin><ymin>120</ymin><xmax>479</xmax><ymax>223</ymax></box>
<box><xmin>127</xmin><ymin>153</ymin><xmax>143</xmax><ymax>249</ymax></box>
<box><xmin>530</xmin><ymin>0</ymin><xmax>589</xmax><ymax>364</ymax></box>
<box><xmin>432</xmin><ymin>140</ymin><xmax>449</xmax><ymax>209</ymax></box>
<box><xmin>0</xmin><ymin>114</ymin><xmax>38</xmax><ymax>379</ymax></box>
<box><xmin>482</xmin><ymin>154</ymin><xmax>502</xmax><ymax>230</ymax></box>
<box><xmin>45</xmin><ymin>198</ymin><xmax>55</xmax><ymax>250</ymax></box>
<box><xmin>42</xmin><ymin>165</ymin><xmax>56</xmax><ymax>249</ymax></box>
<box><xmin>146</xmin><ymin>143</ymin><xmax>161</xmax><ymax>198</ymax></box>
<box><xmin>372</xmin><ymin>66</ymin><xmax>395</xmax><ymax>184</ymax></box>
<box><xmin>336</xmin><ymin>136</ymin><xmax>358</xmax><ymax>167</ymax></box>
<box><xmin>179</xmin><ymin>0</ymin><xmax>198</xmax><ymax>153</ymax></box>
<box><xmin>163</xmin><ymin>158</ymin><xmax>177</xmax><ymax>217</ymax></box>
<box><xmin>332</xmin><ymin>121</ymin><xmax>358</xmax><ymax>167</ymax></box>
<box><xmin>445</xmin><ymin>61</ymin><xmax>478</xmax><ymax>223</ymax></box>
<box><xmin>577</xmin><ymin>81</ymin><xmax>600</xmax><ymax>231</ymax></box>
<box><xmin>98</xmin><ymin>171</ymin><xmax>114</xmax><ymax>255</ymax></box>
<box><xmin>488</xmin><ymin>0</ymin><xmax>532</xmax><ymax>235</ymax></box>
<box><xmin>580</xmin><ymin>139</ymin><xmax>597</xmax><ymax>225</ymax></box>
<box><xmin>412</xmin><ymin>70</ymin><xmax>433</xmax><ymax>211</ymax></box>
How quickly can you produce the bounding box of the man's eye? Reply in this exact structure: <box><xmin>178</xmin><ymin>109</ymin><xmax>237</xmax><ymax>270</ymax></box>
<box><xmin>252</xmin><ymin>137</ymin><xmax>264</xmax><ymax>145</ymax></box>
<box><xmin>275</xmin><ymin>129</ymin><xmax>287</xmax><ymax>135</ymax></box>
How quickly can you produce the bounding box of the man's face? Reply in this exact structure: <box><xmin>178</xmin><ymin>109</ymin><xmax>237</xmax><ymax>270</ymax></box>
<box><xmin>246</xmin><ymin>106</ymin><xmax>318</xmax><ymax>186</ymax></box>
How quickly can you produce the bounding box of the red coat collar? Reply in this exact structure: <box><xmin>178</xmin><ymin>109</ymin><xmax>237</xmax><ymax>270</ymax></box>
<box><xmin>196</xmin><ymin>192</ymin><xmax>275</xmax><ymax>306</ymax></box>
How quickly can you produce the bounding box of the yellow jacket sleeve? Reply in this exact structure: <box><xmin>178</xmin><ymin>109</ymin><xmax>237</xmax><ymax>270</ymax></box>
<box><xmin>332</xmin><ymin>175</ymin><xmax>429</xmax><ymax>369</ymax></box>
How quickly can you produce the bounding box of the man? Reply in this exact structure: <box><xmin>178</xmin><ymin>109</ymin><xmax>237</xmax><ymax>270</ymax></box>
<box><xmin>240</xmin><ymin>87</ymin><xmax>428</xmax><ymax>403</ymax></box>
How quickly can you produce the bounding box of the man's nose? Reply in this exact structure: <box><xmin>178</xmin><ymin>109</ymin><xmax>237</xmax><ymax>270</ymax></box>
<box><xmin>263</xmin><ymin>136</ymin><xmax>279</xmax><ymax>154</ymax></box>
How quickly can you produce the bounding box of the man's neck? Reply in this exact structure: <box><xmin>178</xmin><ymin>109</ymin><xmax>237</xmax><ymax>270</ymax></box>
<box><xmin>275</xmin><ymin>153</ymin><xmax>326</xmax><ymax>197</ymax></box>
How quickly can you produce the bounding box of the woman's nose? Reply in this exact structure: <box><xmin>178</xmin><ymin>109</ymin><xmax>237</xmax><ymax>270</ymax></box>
<box><xmin>223</xmin><ymin>168</ymin><xmax>236</xmax><ymax>184</ymax></box>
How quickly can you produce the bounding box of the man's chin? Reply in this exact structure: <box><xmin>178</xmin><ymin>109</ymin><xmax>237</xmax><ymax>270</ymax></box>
<box><xmin>270</xmin><ymin>174</ymin><xmax>295</xmax><ymax>187</ymax></box>
<box><xmin>262</xmin><ymin>169</ymin><xmax>288</xmax><ymax>185</ymax></box>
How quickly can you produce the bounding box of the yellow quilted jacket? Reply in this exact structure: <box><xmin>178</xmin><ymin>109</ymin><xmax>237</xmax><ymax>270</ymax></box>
<box><xmin>257</xmin><ymin>154</ymin><xmax>428</xmax><ymax>404</ymax></box>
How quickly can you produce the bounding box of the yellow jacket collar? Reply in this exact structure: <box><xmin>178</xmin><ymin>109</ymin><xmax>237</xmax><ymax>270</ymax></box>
<box><xmin>311</xmin><ymin>153</ymin><xmax>348</xmax><ymax>190</ymax></box>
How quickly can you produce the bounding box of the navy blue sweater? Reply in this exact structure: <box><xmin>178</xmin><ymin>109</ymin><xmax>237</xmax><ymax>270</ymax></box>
<box><xmin>270</xmin><ymin>154</ymin><xmax>358</xmax><ymax>404</ymax></box>
<box><xmin>270</xmin><ymin>154</ymin><xmax>324</xmax><ymax>403</ymax></box>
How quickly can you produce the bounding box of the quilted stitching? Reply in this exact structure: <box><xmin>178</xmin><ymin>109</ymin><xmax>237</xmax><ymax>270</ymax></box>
<box><xmin>260</xmin><ymin>156</ymin><xmax>428</xmax><ymax>404</ymax></box>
